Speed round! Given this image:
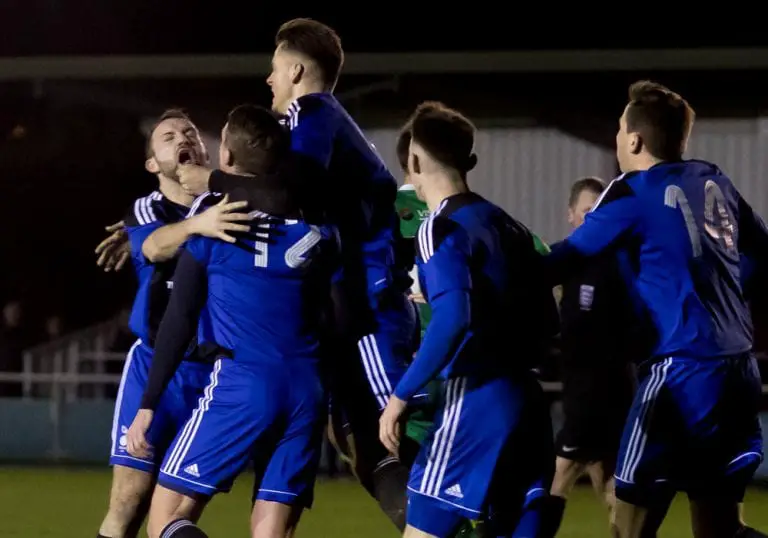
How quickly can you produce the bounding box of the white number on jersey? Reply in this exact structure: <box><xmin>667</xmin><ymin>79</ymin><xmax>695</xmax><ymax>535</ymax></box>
<box><xmin>665</xmin><ymin>179</ymin><xmax>736</xmax><ymax>258</ymax></box>
<box><xmin>253</xmin><ymin>224</ymin><xmax>323</xmax><ymax>269</ymax></box>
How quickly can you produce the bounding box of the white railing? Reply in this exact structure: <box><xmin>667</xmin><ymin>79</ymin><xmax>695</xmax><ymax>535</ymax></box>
<box><xmin>16</xmin><ymin>318</ymin><xmax>125</xmax><ymax>401</ymax></box>
<box><xmin>8</xmin><ymin>329</ymin><xmax>768</xmax><ymax>403</ymax></box>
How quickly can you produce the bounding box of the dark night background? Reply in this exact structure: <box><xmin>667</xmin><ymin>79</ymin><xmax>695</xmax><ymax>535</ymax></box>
<box><xmin>2</xmin><ymin>2</ymin><xmax>768</xmax><ymax>338</ymax></box>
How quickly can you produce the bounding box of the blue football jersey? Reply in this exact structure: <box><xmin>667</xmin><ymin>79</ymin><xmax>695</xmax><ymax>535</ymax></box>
<box><xmin>557</xmin><ymin>160</ymin><xmax>768</xmax><ymax>360</ymax></box>
<box><xmin>284</xmin><ymin>93</ymin><xmax>404</xmax><ymax>301</ymax></box>
<box><xmin>184</xmin><ymin>214</ymin><xmax>339</xmax><ymax>364</ymax></box>
<box><xmin>124</xmin><ymin>190</ymin><xmax>190</xmax><ymax>346</ymax></box>
<box><xmin>394</xmin><ymin>192</ymin><xmax>558</xmax><ymax>399</ymax></box>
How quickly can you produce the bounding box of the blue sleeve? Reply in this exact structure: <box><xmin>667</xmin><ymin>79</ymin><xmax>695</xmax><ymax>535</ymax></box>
<box><xmin>126</xmin><ymin>222</ymin><xmax>162</xmax><ymax>270</ymax></box>
<box><xmin>140</xmin><ymin>249</ymin><xmax>208</xmax><ymax>410</ymax></box>
<box><xmin>185</xmin><ymin>235</ymin><xmax>213</xmax><ymax>265</ymax></box>
<box><xmin>546</xmin><ymin>177</ymin><xmax>641</xmax><ymax>283</ymax></box>
<box><xmin>394</xmin><ymin>218</ymin><xmax>471</xmax><ymax>400</ymax></box>
<box><xmin>287</xmin><ymin>96</ymin><xmax>337</xmax><ymax>169</ymax></box>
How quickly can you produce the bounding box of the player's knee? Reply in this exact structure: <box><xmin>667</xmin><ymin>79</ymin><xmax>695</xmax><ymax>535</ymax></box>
<box><xmin>250</xmin><ymin>500</ymin><xmax>302</xmax><ymax>538</ymax></box>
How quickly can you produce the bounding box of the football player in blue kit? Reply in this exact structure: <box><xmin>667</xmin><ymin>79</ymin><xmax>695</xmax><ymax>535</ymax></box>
<box><xmin>126</xmin><ymin>105</ymin><xmax>338</xmax><ymax>538</ymax></box>
<box><xmin>97</xmin><ymin>109</ymin><xmax>253</xmax><ymax>538</ymax></box>
<box><xmin>379</xmin><ymin>102</ymin><xmax>560</xmax><ymax>538</ymax></box>
<box><xmin>546</xmin><ymin>81</ymin><xmax>768</xmax><ymax>538</ymax></box>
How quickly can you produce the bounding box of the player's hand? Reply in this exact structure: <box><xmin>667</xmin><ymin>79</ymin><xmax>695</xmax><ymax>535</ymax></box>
<box><xmin>187</xmin><ymin>194</ymin><xmax>252</xmax><ymax>243</ymax></box>
<box><xmin>408</xmin><ymin>293</ymin><xmax>426</xmax><ymax>304</ymax></box>
<box><xmin>379</xmin><ymin>395</ymin><xmax>407</xmax><ymax>455</ymax></box>
<box><xmin>126</xmin><ymin>408</ymin><xmax>154</xmax><ymax>459</ymax></box>
<box><xmin>95</xmin><ymin>221</ymin><xmax>131</xmax><ymax>272</ymax></box>
<box><xmin>178</xmin><ymin>164</ymin><xmax>212</xmax><ymax>196</ymax></box>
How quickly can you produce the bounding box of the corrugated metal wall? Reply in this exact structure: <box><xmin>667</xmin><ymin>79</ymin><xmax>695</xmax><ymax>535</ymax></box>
<box><xmin>367</xmin><ymin>128</ymin><xmax>616</xmax><ymax>242</ymax></box>
<box><xmin>686</xmin><ymin>119</ymin><xmax>768</xmax><ymax>219</ymax></box>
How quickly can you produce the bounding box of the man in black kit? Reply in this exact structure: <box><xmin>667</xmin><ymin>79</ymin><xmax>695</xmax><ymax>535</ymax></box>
<box><xmin>549</xmin><ymin>177</ymin><xmax>641</xmax><ymax>531</ymax></box>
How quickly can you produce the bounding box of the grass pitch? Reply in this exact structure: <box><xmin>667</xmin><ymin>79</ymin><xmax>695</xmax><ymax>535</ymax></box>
<box><xmin>0</xmin><ymin>466</ymin><xmax>766</xmax><ymax>537</ymax></box>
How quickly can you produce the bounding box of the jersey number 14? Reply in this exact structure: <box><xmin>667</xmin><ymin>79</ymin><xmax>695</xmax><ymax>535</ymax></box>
<box><xmin>665</xmin><ymin>179</ymin><xmax>736</xmax><ymax>258</ymax></box>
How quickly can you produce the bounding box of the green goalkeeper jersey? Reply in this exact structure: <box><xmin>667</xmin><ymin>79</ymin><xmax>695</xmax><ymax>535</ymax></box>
<box><xmin>395</xmin><ymin>185</ymin><xmax>432</xmax><ymax>334</ymax></box>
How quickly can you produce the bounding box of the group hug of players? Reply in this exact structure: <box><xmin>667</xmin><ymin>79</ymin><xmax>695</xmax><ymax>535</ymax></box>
<box><xmin>90</xmin><ymin>17</ymin><xmax>768</xmax><ymax>538</ymax></box>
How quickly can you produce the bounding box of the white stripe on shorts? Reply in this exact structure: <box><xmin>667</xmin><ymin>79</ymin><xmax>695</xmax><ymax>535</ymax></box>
<box><xmin>162</xmin><ymin>358</ymin><xmax>222</xmax><ymax>476</ymax></box>
<box><xmin>616</xmin><ymin>357</ymin><xmax>672</xmax><ymax>484</ymax></box>
<box><xmin>420</xmin><ymin>377</ymin><xmax>466</xmax><ymax>497</ymax></box>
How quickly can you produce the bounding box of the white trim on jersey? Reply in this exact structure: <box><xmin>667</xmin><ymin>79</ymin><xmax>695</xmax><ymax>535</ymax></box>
<box><xmin>286</xmin><ymin>100</ymin><xmax>301</xmax><ymax>131</ymax></box>
<box><xmin>133</xmin><ymin>191</ymin><xmax>162</xmax><ymax>225</ymax></box>
<box><xmin>186</xmin><ymin>191</ymin><xmax>223</xmax><ymax>218</ymax></box>
<box><xmin>417</xmin><ymin>199</ymin><xmax>449</xmax><ymax>263</ymax></box>
<box><xmin>590</xmin><ymin>173</ymin><xmax>626</xmax><ymax>213</ymax></box>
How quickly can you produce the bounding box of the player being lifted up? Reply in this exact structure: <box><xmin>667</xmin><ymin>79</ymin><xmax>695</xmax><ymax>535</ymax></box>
<box><xmin>177</xmin><ymin>18</ymin><xmax>419</xmax><ymax>530</ymax></box>
<box><xmin>126</xmin><ymin>105</ymin><xmax>337</xmax><ymax>538</ymax></box>
<box><xmin>96</xmin><ymin>110</ymin><xmax>252</xmax><ymax>538</ymax></box>
<box><xmin>379</xmin><ymin>102</ymin><xmax>560</xmax><ymax>538</ymax></box>
<box><xmin>546</xmin><ymin>81</ymin><xmax>768</xmax><ymax>538</ymax></box>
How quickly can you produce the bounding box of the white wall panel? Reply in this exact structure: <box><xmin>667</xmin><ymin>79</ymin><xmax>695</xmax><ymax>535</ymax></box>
<box><xmin>686</xmin><ymin>119</ymin><xmax>768</xmax><ymax>219</ymax></box>
<box><xmin>367</xmin><ymin>128</ymin><xmax>616</xmax><ymax>243</ymax></box>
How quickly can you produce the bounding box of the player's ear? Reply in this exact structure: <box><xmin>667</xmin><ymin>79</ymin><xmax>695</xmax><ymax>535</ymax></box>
<box><xmin>145</xmin><ymin>157</ymin><xmax>160</xmax><ymax>174</ymax></box>
<box><xmin>290</xmin><ymin>62</ymin><xmax>304</xmax><ymax>85</ymax></box>
<box><xmin>629</xmin><ymin>132</ymin><xmax>642</xmax><ymax>155</ymax></box>
<box><xmin>409</xmin><ymin>149</ymin><xmax>421</xmax><ymax>175</ymax></box>
<box><xmin>224</xmin><ymin>147</ymin><xmax>235</xmax><ymax>168</ymax></box>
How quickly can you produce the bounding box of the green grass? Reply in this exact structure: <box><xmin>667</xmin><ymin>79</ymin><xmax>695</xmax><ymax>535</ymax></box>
<box><xmin>0</xmin><ymin>466</ymin><xmax>766</xmax><ymax>537</ymax></box>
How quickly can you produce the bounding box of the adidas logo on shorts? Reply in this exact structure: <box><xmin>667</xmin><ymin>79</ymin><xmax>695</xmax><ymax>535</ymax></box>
<box><xmin>183</xmin><ymin>464</ymin><xmax>200</xmax><ymax>478</ymax></box>
<box><xmin>445</xmin><ymin>484</ymin><xmax>463</xmax><ymax>498</ymax></box>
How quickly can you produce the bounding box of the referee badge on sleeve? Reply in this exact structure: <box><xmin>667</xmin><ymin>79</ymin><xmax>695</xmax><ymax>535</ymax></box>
<box><xmin>579</xmin><ymin>284</ymin><xmax>594</xmax><ymax>311</ymax></box>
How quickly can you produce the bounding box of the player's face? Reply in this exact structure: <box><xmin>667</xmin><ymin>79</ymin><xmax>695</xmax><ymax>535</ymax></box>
<box><xmin>568</xmin><ymin>189</ymin><xmax>600</xmax><ymax>229</ymax></box>
<box><xmin>147</xmin><ymin>118</ymin><xmax>207</xmax><ymax>180</ymax></box>
<box><xmin>267</xmin><ymin>45</ymin><xmax>297</xmax><ymax>114</ymax></box>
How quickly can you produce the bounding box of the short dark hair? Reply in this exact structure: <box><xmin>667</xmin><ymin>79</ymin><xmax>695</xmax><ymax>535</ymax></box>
<box><xmin>224</xmin><ymin>104</ymin><xmax>289</xmax><ymax>175</ymax></box>
<box><xmin>397</xmin><ymin>103</ymin><xmax>444</xmax><ymax>172</ymax></box>
<box><xmin>409</xmin><ymin>101</ymin><xmax>477</xmax><ymax>176</ymax></box>
<box><xmin>276</xmin><ymin>18</ymin><xmax>344</xmax><ymax>90</ymax></box>
<box><xmin>145</xmin><ymin>108</ymin><xmax>193</xmax><ymax>158</ymax></box>
<box><xmin>625</xmin><ymin>80</ymin><xmax>695</xmax><ymax>161</ymax></box>
<box><xmin>569</xmin><ymin>177</ymin><xmax>606</xmax><ymax>207</ymax></box>
<box><xmin>396</xmin><ymin>128</ymin><xmax>411</xmax><ymax>172</ymax></box>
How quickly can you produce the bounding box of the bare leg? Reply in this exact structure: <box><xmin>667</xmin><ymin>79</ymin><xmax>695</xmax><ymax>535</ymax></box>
<box><xmin>98</xmin><ymin>465</ymin><xmax>155</xmax><ymax>538</ymax></box>
<box><xmin>250</xmin><ymin>500</ymin><xmax>303</xmax><ymax>538</ymax></box>
<box><xmin>612</xmin><ymin>499</ymin><xmax>648</xmax><ymax>538</ymax></box>
<box><xmin>551</xmin><ymin>456</ymin><xmax>587</xmax><ymax>499</ymax></box>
